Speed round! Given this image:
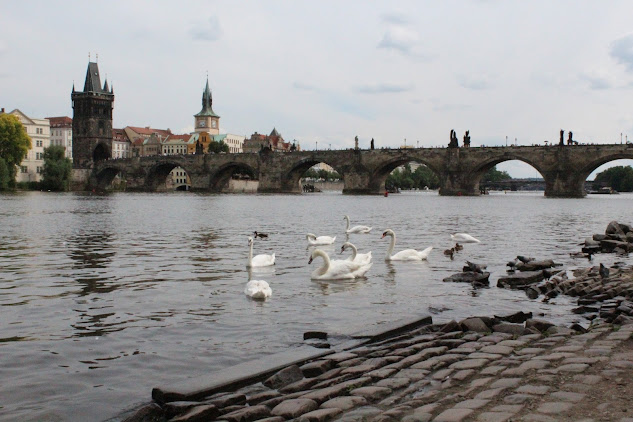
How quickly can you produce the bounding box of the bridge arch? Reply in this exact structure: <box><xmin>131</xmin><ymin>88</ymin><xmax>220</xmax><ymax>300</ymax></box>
<box><xmin>282</xmin><ymin>158</ymin><xmax>345</xmax><ymax>193</ymax></box>
<box><xmin>578</xmin><ymin>151</ymin><xmax>633</xmax><ymax>181</ymax></box>
<box><xmin>369</xmin><ymin>156</ymin><xmax>442</xmax><ymax>194</ymax></box>
<box><xmin>209</xmin><ymin>161</ymin><xmax>258</xmax><ymax>192</ymax></box>
<box><xmin>94</xmin><ymin>164</ymin><xmax>126</xmax><ymax>191</ymax></box>
<box><xmin>145</xmin><ymin>161</ymin><xmax>194</xmax><ymax>192</ymax></box>
<box><xmin>93</xmin><ymin>143</ymin><xmax>111</xmax><ymax>163</ymax></box>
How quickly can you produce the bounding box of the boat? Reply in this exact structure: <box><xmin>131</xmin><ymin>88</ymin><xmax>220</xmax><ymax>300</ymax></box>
<box><xmin>589</xmin><ymin>187</ymin><xmax>619</xmax><ymax>195</ymax></box>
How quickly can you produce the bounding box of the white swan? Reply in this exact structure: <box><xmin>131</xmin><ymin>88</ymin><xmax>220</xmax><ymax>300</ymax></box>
<box><xmin>450</xmin><ymin>233</ymin><xmax>480</xmax><ymax>243</ymax></box>
<box><xmin>247</xmin><ymin>237</ymin><xmax>275</xmax><ymax>267</ymax></box>
<box><xmin>244</xmin><ymin>280</ymin><xmax>272</xmax><ymax>300</ymax></box>
<box><xmin>306</xmin><ymin>233</ymin><xmax>336</xmax><ymax>246</ymax></box>
<box><xmin>343</xmin><ymin>215</ymin><xmax>372</xmax><ymax>234</ymax></box>
<box><xmin>340</xmin><ymin>242</ymin><xmax>372</xmax><ymax>265</ymax></box>
<box><xmin>381</xmin><ymin>229</ymin><xmax>433</xmax><ymax>261</ymax></box>
<box><xmin>309</xmin><ymin>249</ymin><xmax>372</xmax><ymax>280</ymax></box>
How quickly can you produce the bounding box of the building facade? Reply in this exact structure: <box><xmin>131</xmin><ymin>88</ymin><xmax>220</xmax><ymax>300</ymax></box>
<box><xmin>112</xmin><ymin>128</ymin><xmax>130</xmax><ymax>159</ymax></box>
<box><xmin>9</xmin><ymin>109</ymin><xmax>50</xmax><ymax>183</ymax></box>
<box><xmin>47</xmin><ymin>116</ymin><xmax>73</xmax><ymax>159</ymax></box>
<box><xmin>243</xmin><ymin>128</ymin><xmax>294</xmax><ymax>153</ymax></box>
<box><xmin>71</xmin><ymin>61</ymin><xmax>114</xmax><ymax>168</ymax></box>
<box><xmin>215</xmin><ymin>133</ymin><xmax>245</xmax><ymax>153</ymax></box>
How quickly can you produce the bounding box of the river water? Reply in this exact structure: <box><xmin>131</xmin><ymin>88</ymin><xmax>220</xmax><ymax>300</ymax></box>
<box><xmin>1</xmin><ymin>191</ymin><xmax>632</xmax><ymax>421</ymax></box>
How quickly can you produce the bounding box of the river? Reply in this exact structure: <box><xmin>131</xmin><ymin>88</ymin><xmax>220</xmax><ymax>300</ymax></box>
<box><xmin>1</xmin><ymin>191</ymin><xmax>632</xmax><ymax>421</ymax></box>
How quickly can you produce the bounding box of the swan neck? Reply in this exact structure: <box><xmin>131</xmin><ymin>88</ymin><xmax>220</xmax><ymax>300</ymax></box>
<box><xmin>315</xmin><ymin>250</ymin><xmax>330</xmax><ymax>274</ymax></box>
<box><xmin>387</xmin><ymin>233</ymin><xmax>396</xmax><ymax>258</ymax></box>
<box><xmin>349</xmin><ymin>243</ymin><xmax>357</xmax><ymax>259</ymax></box>
<box><xmin>248</xmin><ymin>241</ymin><xmax>253</xmax><ymax>264</ymax></box>
<box><xmin>345</xmin><ymin>216</ymin><xmax>350</xmax><ymax>230</ymax></box>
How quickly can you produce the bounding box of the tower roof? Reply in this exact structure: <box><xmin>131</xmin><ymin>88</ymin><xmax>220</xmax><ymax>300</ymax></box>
<box><xmin>78</xmin><ymin>62</ymin><xmax>113</xmax><ymax>95</ymax></box>
<box><xmin>195</xmin><ymin>77</ymin><xmax>220</xmax><ymax>118</ymax></box>
<box><xmin>270</xmin><ymin>127</ymin><xmax>281</xmax><ymax>137</ymax></box>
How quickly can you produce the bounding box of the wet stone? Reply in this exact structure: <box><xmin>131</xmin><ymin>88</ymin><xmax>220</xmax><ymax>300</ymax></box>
<box><xmin>297</xmin><ymin>407</ymin><xmax>342</xmax><ymax>422</ymax></box>
<box><xmin>301</xmin><ymin>360</ymin><xmax>334</xmax><ymax>378</ymax></box>
<box><xmin>320</xmin><ymin>395</ymin><xmax>368</xmax><ymax>410</ymax></box>
<box><xmin>338</xmin><ymin>357</ymin><xmax>366</xmax><ymax>368</ymax></box>
<box><xmin>515</xmin><ymin>348</ymin><xmax>546</xmax><ymax>356</ymax></box>
<box><xmin>349</xmin><ymin>386</ymin><xmax>393</xmax><ymax>402</ymax></box>
<box><xmin>325</xmin><ymin>352</ymin><xmax>357</xmax><ymax>362</ymax></box>
<box><xmin>467</xmin><ymin>352</ymin><xmax>503</xmax><ymax>360</ymax></box>
<box><xmin>335</xmin><ymin>406</ymin><xmax>381</xmax><ymax>422</ymax></box>
<box><xmin>279</xmin><ymin>377</ymin><xmax>319</xmax><ymax>394</ymax></box>
<box><xmin>476</xmin><ymin>412</ymin><xmax>515</xmax><ymax>422</ymax></box>
<box><xmin>433</xmin><ymin>408</ymin><xmax>474</xmax><ymax>422</ymax></box>
<box><xmin>449</xmin><ymin>358</ymin><xmax>489</xmax><ymax>370</ymax></box>
<box><xmin>432</xmin><ymin>368</ymin><xmax>454</xmax><ymax>380</ymax></box>
<box><xmin>221</xmin><ymin>405</ymin><xmax>271</xmax><ymax>422</ymax></box>
<box><xmin>481</xmin><ymin>365</ymin><xmax>506</xmax><ymax>375</ymax></box>
<box><xmin>171</xmin><ymin>404</ymin><xmax>219</xmax><ymax>422</ymax></box>
<box><xmin>271</xmin><ymin>398</ymin><xmax>319</xmax><ymax>419</ymax></box>
<box><xmin>480</xmin><ymin>345</ymin><xmax>514</xmax><ymax>355</ymax></box>
<box><xmin>491</xmin><ymin>404</ymin><xmax>524</xmax><ymax>412</ymax></box>
<box><xmin>503</xmin><ymin>394</ymin><xmax>533</xmax><ymax>404</ymax></box>
<box><xmin>537</xmin><ymin>401</ymin><xmax>574</xmax><ymax>414</ymax></box>
<box><xmin>551</xmin><ymin>391</ymin><xmax>585</xmax><ymax>402</ymax></box>
<box><xmin>247</xmin><ymin>390</ymin><xmax>282</xmax><ymax>405</ymax></box>
<box><xmin>516</xmin><ymin>385</ymin><xmax>549</xmax><ymax>395</ymax></box>
<box><xmin>490</xmin><ymin>378</ymin><xmax>522</xmax><ymax>389</ymax></box>
<box><xmin>375</xmin><ymin>377</ymin><xmax>411</xmax><ymax>389</ymax></box>
<box><xmin>558</xmin><ymin>363</ymin><xmax>590</xmax><ymax>373</ymax></box>
<box><xmin>475</xmin><ymin>388</ymin><xmax>505</xmax><ymax>400</ymax></box>
<box><xmin>454</xmin><ymin>399</ymin><xmax>489</xmax><ymax>409</ymax></box>
<box><xmin>452</xmin><ymin>369</ymin><xmax>475</xmax><ymax>381</ymax></box>
<box><xmin>367</xmin><ymin>368</ymin><xmax>398</xmax><ymax>379</ymax></box>
<box><xmin>263</xmin><ymin>365</ymin><xmax>304</xmax><ymax>390</ymax></box>
<box><xmin>395</xmin><ymin>368</ymin><xmax>430</xmax><ymax>381</ymax></box>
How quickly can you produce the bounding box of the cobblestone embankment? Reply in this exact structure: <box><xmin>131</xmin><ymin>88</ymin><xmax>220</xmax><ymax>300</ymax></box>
<box><xmin>121</xmin><ymin>314</ymin><xmax>633</xmax><ymax>422</ymax></box>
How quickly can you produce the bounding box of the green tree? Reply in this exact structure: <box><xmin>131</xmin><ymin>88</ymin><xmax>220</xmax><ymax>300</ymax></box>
<box><xmin>208</xmin><ymin>140</ymin><xmax>229</xmax><ymax>153</ymax></box>
<box><xmin>594</xmin><ymin>166</ymin><xmax>633</xmax><ymax>192</ymax></box>
<box><xmin>0</xmin><ymin>157</ymin><xmax>9</xmax><ymax>190</ymax></box>
<box><xmin>482</xmin><ymin>166</ymin><xmax>512</xmax><ymax>182</ymax></box>
<box><xmin>41</xmin><ymin>145</ymin><xmax>72</xmax><ymax>191</ymax></box>
<box><xmin>0</xmin><ymin>113</ymin><xmax>32</xmax><ymax>187</ymax></box>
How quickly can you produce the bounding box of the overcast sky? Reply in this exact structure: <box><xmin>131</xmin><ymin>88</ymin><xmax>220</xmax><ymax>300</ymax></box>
<box><xmin>3</xmin><ymin>1</ymin><xmax>633</xmax><ymax>177</ymax></box>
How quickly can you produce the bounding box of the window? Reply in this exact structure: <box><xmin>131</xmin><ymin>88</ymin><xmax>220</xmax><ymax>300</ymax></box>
<box><xmin>36</xmin><ymin>140</ymin><xmax>43</xmax><ymax>147</ymax></box>
<box><xmin>36</xmin><ymin>152</ymin><xmax>43</xmax><ymax>160</ymax></box>
<box><xmin>36</xmin><ymin>166</ymin><xmax>42</xmax><ymax>174</ymax></box>
<box><xmin>21</xmin><ymin>166</ymin><xmax>27</xmax><ymax>173</ymax></box>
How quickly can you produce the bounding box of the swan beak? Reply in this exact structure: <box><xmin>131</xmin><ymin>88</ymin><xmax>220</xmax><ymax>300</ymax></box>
<box><xmin>381</xmin><ymin>234</ymin><xmax>386</xmax><ymax>239</ymax></box>
<box><xmin>308</xmin><ymin>256</ymin><xmax>313</xmax><ymax>264</ymax></box>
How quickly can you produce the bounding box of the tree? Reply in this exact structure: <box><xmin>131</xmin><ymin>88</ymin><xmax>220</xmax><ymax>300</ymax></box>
<box><xmin>482</xmin><ymin>166</ymin><xmax>512</xmax><ymax>182</ymax></box>
<box><xmin>594</xmin><ymin>166</ymin><xmax>633</xmax><ymax>192</ymax></box>
<box><xmin>208</xmin><ymin>140</ymin><xmax>229</xmax><ymax>153</ymax></box>
<box><xmin>0</xmin><ymin>158</ymin><xmax>9</xmax><ymax>190</ymax></box>
<box><xmin>0</xmin><ymin>113</ymin><xmax>32</xmax><ymax>187</ymax></box>
<box><xmin>41</xmin><ymin>145</ymin><xmax>72</xmax><ymax>191</ymax></box>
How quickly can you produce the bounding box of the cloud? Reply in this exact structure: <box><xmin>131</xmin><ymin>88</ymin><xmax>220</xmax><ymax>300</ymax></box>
<box><xmin>578</xmin><ymin>73</ymin><xmax>612</xmax><ymax>90</ymax></box>
<box><xmin>457</xmin><ymin>74</ymin><xmax>493</xmax><ymax>90</ymax></box>
<box><xmin>381</xmin><ymin>12</ymin><xmax>410</xmax><ymax>25</ymax></box>
<box><xmin>355</xmin><ymin>82</ymin><xmax>414</xmax><ymax>94</ymax></box>
<box><xmin>610</xmin><ymin>33</ymin><xmax>633</xmax><ymax>72</ymax></box>
<box><xmin>293</xmin><ymin>81</ymin><xmax>319</xmax><ymax>92</ymax></box>
<box><xmin>378</xmin><ymin>25</ymin><xmax>419</xmax><ymax>55</ymax></box>
<box><xmin>190</xmin><ymin>16</ymin><xmax>222</xmax><ymax>41</ymax></box>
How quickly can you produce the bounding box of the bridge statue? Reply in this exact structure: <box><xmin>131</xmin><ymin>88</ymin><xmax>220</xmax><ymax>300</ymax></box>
<box><xmin>463</xmin><ymin>130</ymin><xmax>471</xmax><ymax>147</ymax></box>
<box><xmin>449</xmin><ymin>130</ymin><xmax>459</xmax><ymax>148</ymax></box>
<box><xmin>560</xmin><ymin>129</ymin><xmax>564</xmax><ymax>146</ymax></box>
<box><xmin>567</xmin><ymin>131</ymin><xmax>573</xmax><ymax>145</ymax></box>
<box><xmin>355</xmin><ymin>136</ymin><xmax>359</xmax><ymax>150</ymax></box>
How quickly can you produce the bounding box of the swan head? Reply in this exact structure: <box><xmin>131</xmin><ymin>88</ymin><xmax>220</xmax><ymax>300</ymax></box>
<box><xmin>306</xmin><ymin>233</ymin><xmax>317</xmax><ymax>240</ymax></box>
<box><xmin>340</xmin><ymin>242</ymin><xmax>352</xmax><ymax>254</ymax></box>
<box><xmin>343</xmin><ymin>215</ymin><xmax>350</xmax><ymax>221</ymax></box>
<box><xmin>308</xmin><ymin>248</ymin><xmax>325</xmax><ymax>264</ymax></box>
<box><xmin>248</xmin><ymin>236</ymin><xmax>254</xmax><ymax>245</ymax></box>
<box><xmin>381</xmin><ymin>229</ymin><xmax>394</xmax><ymax>239</ymax></box>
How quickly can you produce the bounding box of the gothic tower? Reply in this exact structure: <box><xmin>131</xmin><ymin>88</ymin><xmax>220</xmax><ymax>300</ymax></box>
<box><xmin>194</xmin><ymin>77</ymin><xmax>220</xmax><ymax>134</ymax></box>
<box><xmin>71</xmin><ymin>61</ymin><xmax>114</xmax><ymax>168</ymax></box>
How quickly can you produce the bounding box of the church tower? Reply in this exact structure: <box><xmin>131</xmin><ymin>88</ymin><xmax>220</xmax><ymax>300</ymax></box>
<box><xmin>71</xmin><ymin>61</ymin><xmax>114</xmax><ymax>168</ymax></box>
<box><xmin>194</xmin><ymin>77</ymin><xmax>220</xmax><ymax>134</ymax></box>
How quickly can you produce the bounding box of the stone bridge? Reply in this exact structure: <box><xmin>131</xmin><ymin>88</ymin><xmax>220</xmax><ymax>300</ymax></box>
<box><xmin>89</xmin><ymin>144</ymin><xmax>633</xmax><ymax>197</ymax></box>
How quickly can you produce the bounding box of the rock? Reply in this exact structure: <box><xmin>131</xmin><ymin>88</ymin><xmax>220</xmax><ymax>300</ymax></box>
<box><xmin>170</xmin><ymin>404</ymin><xmax>219</xmax><ymax>422</ymax></box>
<box><xmin>570</xmin><ymin>323</ymin><xmax>588</xmax><ymax>333</ymax></box>
<box><xmin>585</xmin><ymin>238</ymin><xmax>601</xmax><ymax>247</ymax></box>
<box><xmin>459</xmin><ymin>317</ymin><xmax>490</xmax><ymax>333</ymax></box>
<box><xmin>516</xmin><ymin>259</ymin><xmax>559</xmax><ymax>271</ymax></box>
<box><xmin>300</xmin><ymin>360</ymin><xmax>333</xmax><ymax>378</ymax></box>
<box><xmin>525</xmin><ymin>319</ymin><xmax>555</xmax><ymax>332</ymax></box>
<box><xmin>606</xmin><ymin>220</ymin><xmax>625</xmax><ymax>236</ymax></box>
<box><xmin>600</xmin><ymin>239</ymin><xmax>631</xmax><ymax>253</ymax></box>
<box><xmin>497</xmin><ymin>271</ymin><xmax>545</xmax><ymax>288</ymax></box>
<box><xmin>263</xmin><ymin>365</ymin><xmax>304</xmax><ymax>390</ymax></box>
<box><xmin>247</xmin><ymin>391</ymin><xmax>282</xmax><ymax>405</ymax></box>
<box><xmin>207</xmin><ymin>393</ymin><xmax>246</xmax><ymax>408</ymax></box>
<box><xmin>304</xmin><ymin>331</ymin><xmax>328</xmax><ymax>340</ymax></box>
<box><xmin>593</xmin><ymin>234</ymin><xmax>607</xmax><ymax>241</ymax></box>
<box><xmin>443</xmin><ymin>272</ymin><xmax>490</xmax><ymax>284</ymax></box>
<box><xmin>271</xmin><ymin>398</ymin><xmax>319</xmax><ymax>418</ymax></box>
<box><xmin>297</xmin><ymin>408</ymin><xmax>343</xmax><ymax>422</ymax></box>
<box><xmin>222</xmin><ymin>405</ymin><xmax>271</xmax><ymax>422</ymax></box>
<box><xmin>492</xmin><ymin>323</ymin><xmax>526</xmax><ymax>335</ymax></box>
<box><xmin>440</xmin><ymin>320</ymin><xmax>460</xmax><ymax>333</ymax></box>
<box><xmin>545</xmin><ymin>326</ymin><xmax>574</xmax><ymax>335</ymax></box>
<box><xmin>163</xmin><ymin>401</ymin><xmax>202</xmax><ymax>419</ymax></box>
<box><xmin>121</xmin><ymin>403</ymin><xmax>163</xmax><ymax>422</ymax></box>
<box><xmin>494</xmin><ymin>311</ymin><xmax>532</xmax><ymax>324</ymax></box>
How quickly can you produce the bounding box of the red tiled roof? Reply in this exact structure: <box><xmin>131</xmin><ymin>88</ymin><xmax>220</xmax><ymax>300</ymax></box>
<box><xmin>126</xmin><ymin>126</ymin><xmax>172</xmax><ymax>137</ymax></box>
<box><xmin>46</xmin><ymin>116</ymin><xmax>72</xmax><ymax>127</ymax></box>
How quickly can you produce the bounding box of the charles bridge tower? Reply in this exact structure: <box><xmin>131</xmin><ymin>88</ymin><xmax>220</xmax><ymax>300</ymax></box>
<box><xmin>194</xmin><ymin>77</ymin><xmax>220</xmax><ymax>135</ymax></box>
<box><xmin>71</xmin><ymin>61</ymin><xmax>114</xmax><ymax>168</ymax></box>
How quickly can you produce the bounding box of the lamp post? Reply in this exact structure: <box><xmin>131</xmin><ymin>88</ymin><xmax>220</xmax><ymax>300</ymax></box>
<box><xmin>417</xmin><ymin>140</ymin><xmax>419</xmax><ymax>148</ymax></box>
<box><xmin>329</xmin><ymin>143</ymin><xmax>331</xmax><ymax>150</ymax></box>
<box><xmin>506</xmin><ymin>136</ymin><xmax>508</xmax><ymax>147</ymax></box>
<box><xmin>404</xmin><ymin>138</ymin><xmax>406</xmax><ymax>148</ymax></box>
<box><xmin>315</xmin><ymin>141</ymin><xmax>318</xmax><ymax>150</ymax></box>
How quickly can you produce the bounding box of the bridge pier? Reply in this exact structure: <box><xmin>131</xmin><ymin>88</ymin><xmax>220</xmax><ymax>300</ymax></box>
<box><xmin>543</xmin><ymin>171</ymin><xmax>586</xmax><ymax>198</ymax></box>
<box><xmin>438</xmin><ymin>172</ymin><xmax>480</xmax><ymax>196</ymax></box>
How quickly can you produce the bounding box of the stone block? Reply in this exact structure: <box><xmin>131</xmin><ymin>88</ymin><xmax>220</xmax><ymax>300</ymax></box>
<box><xmin>271</xmin><ymin>398</ymin><xmax>319</xmax><ymax>419</ymax></box>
